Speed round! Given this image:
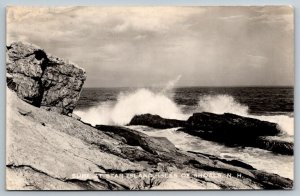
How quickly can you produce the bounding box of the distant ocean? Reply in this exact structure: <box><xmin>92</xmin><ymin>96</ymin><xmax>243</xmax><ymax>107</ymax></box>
<box><xmin>74</xmin><ymin>86</ymin><xmax>294</xmax><ymax>179</ymax></box>
<box><xmin>77</xmin><ymin>87</ymin><xmax>294</xmax><ymax>115</ymax></box>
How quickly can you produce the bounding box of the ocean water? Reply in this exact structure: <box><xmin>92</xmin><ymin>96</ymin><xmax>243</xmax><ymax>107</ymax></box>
<box><xmin>74</xmin><ymin>86</ymin><xmax>294</xmax><ymax>179</ymax></box>
<box><xmin>76</xmin><ymin>87</ymin><xmax>294</xmax><ymax>116</ymax></box>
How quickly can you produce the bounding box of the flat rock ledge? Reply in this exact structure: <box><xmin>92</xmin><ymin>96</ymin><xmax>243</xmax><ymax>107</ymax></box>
<box><xmin>6</xmin><ymin>42</ymin><xmax>86</xmax><ymax>115</ymax></box>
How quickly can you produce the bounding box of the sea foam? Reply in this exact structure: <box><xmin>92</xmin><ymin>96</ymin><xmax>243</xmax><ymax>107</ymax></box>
<box><xmin>75</xmin><ymin>75</ymin><xmax>188</xmax><ymax>125</ymax></box>
<box><xmin>194</xmin><ymin>94</ymin><xmax>294</xmax><ymax>136</ymax></box>
<box><xmin>196</xmin><ymin>94</ymin><xmax>249</xmax><ymax>116</ymax></box>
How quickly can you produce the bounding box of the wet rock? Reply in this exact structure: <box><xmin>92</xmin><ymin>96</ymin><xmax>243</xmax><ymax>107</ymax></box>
<box><xmin>186</xmin><ymin>112</ymin><xmax>281</xmax><ymax>137</ymax></box>
<box><xmin>255</xmin><ymin>137</ymin><xmax>293</xmax><ymax>155</ymax></box>
<box><xmin>6</xmin><ymin>42</ymin><xmax>86</xmax><ymax>115</ymax></box>
<box><xmin>129</xmin><ymin>114</ymin><xmax>187</xmax><ymax>128</ymax></box>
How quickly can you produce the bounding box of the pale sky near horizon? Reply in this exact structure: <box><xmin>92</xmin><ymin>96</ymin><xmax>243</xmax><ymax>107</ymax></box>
<box><xmin>7</xmin><ymin>6</ymin><xmax>294</xmax><ymax>87</ymax></box>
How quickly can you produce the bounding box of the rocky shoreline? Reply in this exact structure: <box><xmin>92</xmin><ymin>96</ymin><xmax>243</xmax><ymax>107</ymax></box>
<box><xmin>6</xmin><ymin>89</ymin><xmax>293</xmax><ymax>190</ymax></box>
<box><xmin>6</xmin><ymin>42</ymin><xmax>293</xmax><ymax>190</ymax></box>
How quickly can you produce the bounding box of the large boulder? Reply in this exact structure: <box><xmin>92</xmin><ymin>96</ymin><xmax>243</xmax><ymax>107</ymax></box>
<box><xmin>185</xmin><ymin>112</ymin><xmax>281</xmax><ymax>141</ymax></box>
<box><xmin>6</xmin><ymin>42</ymin><xmax>86</xmax><ymax>115</ymax></box>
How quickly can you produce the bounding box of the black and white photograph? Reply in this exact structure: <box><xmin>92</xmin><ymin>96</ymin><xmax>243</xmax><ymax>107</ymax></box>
<box><xmin>6</xmin><ymin>6</ymin><xmax>294</xmax><ymax>190</ymax></box>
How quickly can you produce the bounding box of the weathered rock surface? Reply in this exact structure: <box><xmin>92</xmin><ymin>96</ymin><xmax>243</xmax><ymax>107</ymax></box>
<box><xmin>6</xmin><ymin>42</ymin><xmax>86</xmax><ymax>115</ymax></box>
<box><xmin>129</xmin><ymin>113</ymin><xmax>293</xmax><ymax>155</ymax></box>
<box><xmin>95</xmin><ymin>125</ymin><xmax>178</xmax><ymax>156</ymax></box>
<box><xmin>6</xmin><ymin>89</ymin><xmax>293</xmax><ymax>190</ymax></box>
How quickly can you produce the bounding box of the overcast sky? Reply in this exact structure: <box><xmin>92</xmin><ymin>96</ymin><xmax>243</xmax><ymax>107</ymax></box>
<box><xmin>7</xmin><ymin>6</ymin><xmax>294</xmax><ymax>87</ymax></box>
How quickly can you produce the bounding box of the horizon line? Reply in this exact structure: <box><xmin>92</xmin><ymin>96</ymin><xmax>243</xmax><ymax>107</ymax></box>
<box><xmin>83</xmin><ymin>85</ymin><xmax>294</xmax><ymax>88</ymax></box>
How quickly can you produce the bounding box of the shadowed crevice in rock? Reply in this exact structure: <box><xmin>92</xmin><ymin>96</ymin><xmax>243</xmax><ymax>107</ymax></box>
<box><xmin>6</xmin><ymin>164</ymin><xmax>121</xmax><ymax>190</ymax></box>
<box><xmin>6</xmin><ymin>164</ymin><xmax>58</xmax><ymax>181</ymax></box>
<box><xmin>33</xmin><ymin>50</ymin><xmax>49</xmax><ymax>107</ymax></box>
<box><xmin>96</xmin><ymin>176</ymin><xmax>130</xmax><ymax>190</ymax></box>
<box><xmin>187</xmin><ymin>151</ymin><xmax>255</xmax><ymax>170</ymax></box>
<box><xmin>95</xmin><ymin>164</ymin><xmax>140</xmax><ymax>174</ymax></box>
<box><xmin>64</xmin><ymin>178</ymin><xmax>113</xmax><ymax>190</ymax></box>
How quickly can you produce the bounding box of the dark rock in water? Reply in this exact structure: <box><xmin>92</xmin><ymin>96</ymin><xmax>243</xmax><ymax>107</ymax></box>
<box><xmin>179</xmin><ymin>127</ymin><xmax>293</xmax><ymax>155</ymax></box>
<box><xmin>255</xmin><ymin>137</ymin><xmax>293</xmax><ymax>155</ymax></box>
<box><xmin>6</xmin><ymin>42</ymin><xmax>86</xmax><ymax>115</ymax></box>
<box><xmin>184</xmin><ymin>112</ymin><xmax>292</xmax><ymax>154</ymax></box>
<box><xmin>129</xmin><ymin>112</ymin><xmax>280</xmax><ymax>137</ymax></box>
<box><xmin>187</xmin><ymin>112</ymin><xmax>281</xmax><ymax>137</ymax></box>
<box><xmin>129</xmin><ymin>113</ymin><xmax>292</xmax><ymax>155</ymax></box>
<box><xmin>129</xmin><ymin>114</ymin><xmax>187</xmax><ymax>129</ymax></box>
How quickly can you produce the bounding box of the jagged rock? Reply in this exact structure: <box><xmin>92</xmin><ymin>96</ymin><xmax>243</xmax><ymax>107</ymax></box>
<box><xmin>6</xmin><ymin>42</ymin><xmax>86</xmax><ymax>115</ymax></box>
<box><xmin>129</xmin><ymin>114</ymin><xmax>186</xmax><ymax>128</ymax></box>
